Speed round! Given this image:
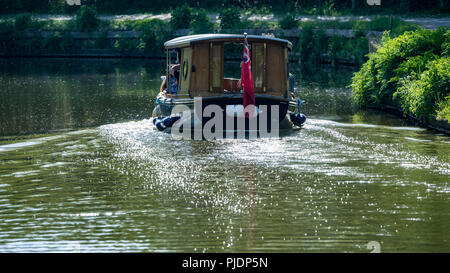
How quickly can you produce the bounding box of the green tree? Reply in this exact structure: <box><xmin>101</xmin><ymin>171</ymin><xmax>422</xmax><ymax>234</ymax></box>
<box><xmin>74</xmin><ymin>5</ymin><xmax>100</xmax><ymax>32</ymax></box>
<box><xmin>279</xmin><ymin>13</ymin><xmax>298</xmax><ymax>29</ymax></box>
<box><xmin>14</xmin><ymin>13</ymin><xmax>36</xmax><ymax>30</ymax></box>
<box><xmin>190</xmin><ymin>9</ymin><xmax>214</xmax><ymax>34</ymax></box>
<box><xmin>219</xmin><ymin>7</ymin><xmax>241</xmax><ymax>31</ymax></box>
<box><xmin>171</xmin><ymin>3</ymin><xmax>193</xmax><ymax>30</ymax></box>
<box><xmin>297</xmin><ymin>25</ymin><xmax>314</xmax><ymax>63</ymax></box>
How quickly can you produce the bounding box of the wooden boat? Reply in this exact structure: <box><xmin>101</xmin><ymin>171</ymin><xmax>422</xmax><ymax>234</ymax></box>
<box><xmin>152</xmin><ymin>34</ymin><xmax>305</xmax><ymax>135</ymax></box>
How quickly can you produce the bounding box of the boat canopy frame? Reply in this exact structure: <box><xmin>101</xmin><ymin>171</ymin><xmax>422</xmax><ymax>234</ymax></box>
<box><xmin>164</xmin><ymin>34</ymin><xmax>292</xmax><ymax>50</ymax></box>
<box><xmin>163</xmin><ymin>34</ymin><xmax>291</xmax><ymax>99</ymax></box>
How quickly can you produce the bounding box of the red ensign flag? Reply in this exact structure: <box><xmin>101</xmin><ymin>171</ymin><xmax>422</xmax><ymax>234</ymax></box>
<box><xmin>241</xmin><ymin>37</ymin><xmax>255</xmax><ymax>117</ymax></box>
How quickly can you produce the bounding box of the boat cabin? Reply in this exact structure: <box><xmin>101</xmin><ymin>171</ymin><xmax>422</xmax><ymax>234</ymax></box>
<box><xmin>163</xmin><ymin>34</ymin><xmax>292</xmax><ymax>100</ymax></box>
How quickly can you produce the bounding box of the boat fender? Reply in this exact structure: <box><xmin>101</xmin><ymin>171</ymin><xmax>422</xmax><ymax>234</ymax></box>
<box><xmin>153</xmin><ymin>115</ymin><xmax>181</xmax><ymax>131</ymax></box>
<box><xmin>289</xmin><ymin>112</ymin><xmax>306</xmax><ymax>127</ymax></box>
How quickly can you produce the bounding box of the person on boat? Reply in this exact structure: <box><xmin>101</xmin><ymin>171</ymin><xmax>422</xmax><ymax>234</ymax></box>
<box><xmin>289</xmin><ymin>73</ymin><xmax>296</xmax><ymax>99</ymax></box>
<box><xmin>159</xmin><ymin>64</ymin><xmax>180</xmax><ymax>95</ymax></box>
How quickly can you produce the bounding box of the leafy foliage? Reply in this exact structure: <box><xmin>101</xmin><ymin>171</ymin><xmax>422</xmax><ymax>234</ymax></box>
<box><xmin>113</xmin><ymin>37</ymin><xmax>137</xmax><ymax>54</ymax></box>
<box><xmin>74</xmin><ymin>5</ymin><xmax>100</xmax><ymax>32</ymax></box>
<box><xmin>171</xmin><ymin>3</ymin><xmax>192</xmax><ymax>30</ymax></box>
<box><xmin>218</xmin><ymin>7</ymin><xmax>241</xmax><ymax>31</ymax></box>
<box><xmin>437</xmin><ymin>95</ymin><xmax>450</xmax><ymax>122</ymax></box>
<box><xmin>14</xmin><ymin>13</ymin><xmax>39</xmax><ymax>30</ymax></box>
<box><xmin>133</xmin><ymin>19</ymin><xmax>172</xmax><ymax>54</ymax></box>
<box><xmin>297</xmin><ymin>25</ymin><xmax>315</xmax><ymax>62</ymax></box>
<box><xmin>279</xmin><ymin>13</ymin><xmax>298</xmax><ymax>29</ymax></box>
<box><xmin>321</xmin><ymin>0</ymin><xmax>337</xmax><ymax>16</ymax></box>
<box><xmin>189</xmin><ymin>9</ymin><xmax>214</xmax><ymax>34</ymax></box>
<box><xmin>394</xmin><ymin>58</ymin><xmax>450</xmax><ymax>120</ymax></box>
<box><xmin>171</xmin><ymin>4</ymin><xmax>214</xmax><ymax>33</ymax></box>
<box><xmin>0</xmin><ymin>0</ymin><xmax>448</xmax><ymax>15</ymax></box>
<box><xmin>296</xmin><ymin>25</ymin><xmax>369</xmax><ymax>65</ymax></box>
<box><xmin>352</xmin><ymin>28</ymin><xmax>450</xmax><ymax>122</ymax></box>
<box><xmin>43</xmin><ymin>32</ymin><xmax>63</xmax><ymax>51</ymax></box>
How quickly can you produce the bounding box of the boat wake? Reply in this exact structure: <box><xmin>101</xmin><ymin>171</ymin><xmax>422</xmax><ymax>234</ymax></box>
<box><xmin>96</xmin><ymin>117</ymin><xmax>450</xmax><ymax>211</ymax></box>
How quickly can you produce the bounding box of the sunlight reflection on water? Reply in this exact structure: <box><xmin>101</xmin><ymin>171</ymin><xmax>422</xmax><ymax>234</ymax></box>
<box><xmin>0</xmin><ymin>59</ymin><xmax>448</xmax><ymax>252</ymax></box>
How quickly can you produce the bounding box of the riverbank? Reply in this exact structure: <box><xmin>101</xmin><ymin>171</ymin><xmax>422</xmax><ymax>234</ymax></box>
<box><xmin>1</xmin><ymin>7</ymin><xmax>425</xmax><ymax>66</ymax></box>
<box><xmin>368</xmin><ymin>104</ymin><xmax>450</xmax><ymax>135</ymax></box>
<box><xmin>352</xmin><ymin>28</ymin><xmax>450</xmax><ymax>134</ymax></box>
<box><xmin>0</xmin><ymin>28</ymin><xmax>383</xmax><ymax>66</ymax></box>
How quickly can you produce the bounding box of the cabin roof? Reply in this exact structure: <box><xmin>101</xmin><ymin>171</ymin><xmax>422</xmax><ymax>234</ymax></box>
<box><xmin>164</xmin><ymin>34</ymin><xmax>292</xmax><ymax>49</ymax></box>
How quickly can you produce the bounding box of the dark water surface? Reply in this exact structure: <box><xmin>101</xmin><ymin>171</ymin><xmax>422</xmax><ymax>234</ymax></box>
<box><xmin>0</xmin><ymin>59</ymin><xmax>449</xmax><ymax>252</ymax></box>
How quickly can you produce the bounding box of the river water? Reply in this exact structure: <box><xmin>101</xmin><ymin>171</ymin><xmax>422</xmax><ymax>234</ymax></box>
<box><xmin>0</xmin><ymin>58</ymin><xmax>448</xmax><ymax>252</ymax></box>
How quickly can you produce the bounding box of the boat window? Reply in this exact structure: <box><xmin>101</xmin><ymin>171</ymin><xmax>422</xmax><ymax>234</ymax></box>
<box><xmin>179</xmin><ymin>47</ymin><xmax>192</xmax><ymax>94</ymax></box>
<box><xmin>167</xmin><ymin>49</ymin><xmax>180</xmax><ymax>91</ymax></box>
<box><xmin>210</xmin><ymin>43</ymin><xmax>223</xmax><ymax>92</ymax></box>
<box><xmin>223</xmin><ymin>43</ymin><xmax>243</xmax><ymax>79</ymax></box>
<box><xmin>252</xmin><ymin>43</ymin><xmax>265</xmax><ymax>92</ymax></box>
<box><xmin>168</xmin><ymin>49</ymin><xmax>180</xmax><ymax>68</ymax></box>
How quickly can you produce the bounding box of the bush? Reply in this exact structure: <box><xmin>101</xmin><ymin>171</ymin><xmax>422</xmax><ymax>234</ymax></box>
<box><xmin>321</xmin><ymin>0</ymin><xmax>336</xmax><ymax>16</ymax></box>
<box><xmin>244</xmin><ymin>5</ymin><xmax>271</xmax><ymax>15</ymax></box>
<box><xmin>297</xmin><ymin>25</ymin><xmax>368</xmax><ymax>65</ymax></box>
<box><xmin>350</xmin><ymin>17</ymin><xmax>418</xmax><ymax>35</ymax></box>
<box><xmin>171</xmin><ymin>3</ymin><xmax>192</xmax><ymax>30</ymax></box>
<box><xmin>297</xmin><ymin>25</ymin><xmax>314</xmax><ymax>63</ymax></box>
<box><xmin>134</xmin><ymin>19</ymin><xmax>172</xmax><ymax>54</ymax></box>
<box><xmin>352</xmin><ymin>28</ymin><xmax>450</xmax><ymax>123</ymax></box>
<box><xmin>95</xmin><ymin>31</ymin><xmax>109</xmax><ymax>49</ymax></box>
<box><xmin>328</xmin><ymin>34</ymin><xmax>344</xmax><ymax>60</ymax></box>
<box><xmin>394</xmin><ymin>58</ymin><xmax>450</xmax><ymax>120</ymax></box>
<box><xmin>393</xmin><ymin>52</ymin><xmax>437</xmax><ymax>81</ymax></box>
<box><xmin>43</xmin><ymin>32</ymin><xmax>63</xmax><ymax>51</ymax></box>
<box><xmin>60</xmin><ymin>32</ymin><xmax>75</xmax><ymax>51</ymax></box>
<box><xmin>279</xmin><ymin>13</ymin><xmax>298</xmax><ymax>29</ymax></box>
<box><xmin>219</xmin><ymin>7</ymin><xmax>241</xmax><ymax>31</ymax></box>
<box><xmin>74</xmin><ymin>5</ymin><xmax>100</xmax><ymax>32</ymax></box>
<box><xmin>15</xmin><ymin>38</ymin><xmax>42</xmax><ymax>54</ymax></box>
<box><xmin>190</xmin><ymin>9</ymin><xmax>214</xmax><ymax>34</ymax></box>
<box><xmin>353</xmin><ymin>36</ymin><xmax>369</xmax><ymax>65</ymax></box>
<box><xmin>311</xmin><ymin>29</ymin><xmax>328</xmax><ymax>63</ymax></box>
<box><xmin>113</xmin><ymin>38</ymin><xmax>137</xmax><ymax>54</ymax></box>
<box><xmin>14</xmin><ymin>13</ymin><xmax>38</xmax><ymax>30</ymax></box>
<box><xmin>352</xmin><ymin>28</ymin><xmax>447</xmax><ymax>106</ymax></box>
<box><xmin>437</xmin><ymin>96</ymin><xmax>450</xmax><ymax>122</ymax></box>
<box><xmin>443</xmin><ymin>30</ymin><xmax>450</xmax><ymax>56</ymax></box>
